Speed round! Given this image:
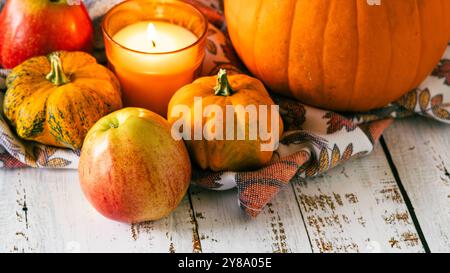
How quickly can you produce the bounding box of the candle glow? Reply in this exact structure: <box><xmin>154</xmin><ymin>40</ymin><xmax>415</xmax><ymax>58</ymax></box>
<box><xmin>102</xmin><ymin>0</ymin><xmax>207</xmax><ymax>116</ymax></box>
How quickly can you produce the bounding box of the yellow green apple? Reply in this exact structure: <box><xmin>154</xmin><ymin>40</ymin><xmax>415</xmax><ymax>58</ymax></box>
<box><xmin>78</xmin><ymin>108</ymin><xmax>191</xmax><ymax>223</ymax></box>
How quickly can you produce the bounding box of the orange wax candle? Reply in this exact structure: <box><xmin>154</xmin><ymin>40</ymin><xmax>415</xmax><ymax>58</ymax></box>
<box><xmin>102</xmin><ymin>0</ymin><xmax>208</xmax><ymax>116</ymax></box>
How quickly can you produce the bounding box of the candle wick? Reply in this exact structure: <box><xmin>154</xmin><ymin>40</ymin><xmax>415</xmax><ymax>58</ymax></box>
<box><xmin>152</xmin><ymin>40</ymin><xmax>156</xmax><ymax>48</ymax></box>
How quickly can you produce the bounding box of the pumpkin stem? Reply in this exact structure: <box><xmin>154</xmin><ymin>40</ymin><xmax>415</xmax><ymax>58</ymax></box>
<box><xmin>46</xmin><ymin>52</ymin><xmax>70</xmax><ymax>86</ymax></box>
<box><xmin>214</xmin><ymin>69</ymin><xmax>235</xmax><ymax>96</ymax></box>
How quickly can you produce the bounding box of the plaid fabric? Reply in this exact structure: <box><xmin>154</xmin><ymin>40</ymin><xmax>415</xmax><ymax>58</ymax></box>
<box><xmin>1</xmin><ymin>0</ymin><xmax>449</xmax><ymax>217</ymax></box>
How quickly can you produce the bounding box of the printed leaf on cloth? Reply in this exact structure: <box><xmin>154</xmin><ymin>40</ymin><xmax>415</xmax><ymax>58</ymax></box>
<box><xmin>1</xmin><ymin>0</ymin><xmax>449</xmax><ymax>218</ymax></box>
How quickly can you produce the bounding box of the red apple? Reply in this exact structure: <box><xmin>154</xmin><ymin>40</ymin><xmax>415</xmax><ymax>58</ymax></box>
<box><xmin>0</xmin><ymin>0</ymin><xmax>93</xmax><ymax>68</ymax></box>
<box><xmin>78</xmin><ymin>108</ymin><xmax>192</xmax><ymax>223</ymax></box>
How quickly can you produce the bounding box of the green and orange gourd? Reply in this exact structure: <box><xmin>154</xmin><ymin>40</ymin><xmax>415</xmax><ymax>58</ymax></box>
<box><xmin>3</xmin><ymin>51</ymin><xmax>123</xmax><ymax>150</ymax></box>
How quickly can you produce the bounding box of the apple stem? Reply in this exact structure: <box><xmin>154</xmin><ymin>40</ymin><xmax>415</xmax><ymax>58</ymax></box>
<box><xmin>46</xmin><ymin>52</ymin><xmax>70</xmax><ymax>86</ymax></box>
<box><xmin>214</xmin><ymin>69</ymin><xmax>235</xmax><ymax>96</ymax></box>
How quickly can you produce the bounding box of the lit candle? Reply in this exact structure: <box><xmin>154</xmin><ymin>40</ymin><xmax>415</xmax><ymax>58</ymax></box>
<box><xmin>102</xmin><ymin>0</ymin><xmax>207</xmax><ymax>116</ymax></box>
<box><xmin>113</xmin><ymin>22</ymin><xmax>197</xmax><ymax>54</ymax></box>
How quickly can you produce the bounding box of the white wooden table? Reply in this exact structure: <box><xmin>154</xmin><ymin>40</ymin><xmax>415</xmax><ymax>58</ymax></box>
<box><xmin>0</xmin><ymin>117</ymin><xmax>449</xmax><ymax>253</ymax></box>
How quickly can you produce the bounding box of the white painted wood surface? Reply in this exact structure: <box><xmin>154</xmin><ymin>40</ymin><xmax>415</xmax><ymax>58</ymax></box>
<box><xmin>383</xmin><ymin>117</ymin><xmax>450</xmax><ymax>253</ymax></box>
<box><xmin>0</xmin><ymin>116</ymin><xmax>449</xmax><ymax>253</ymax></box>
<box><xmin>190</xmin><ymin>185</ymin><xmax>312</xmax><ymax>253</ymax></box>
<box><xmin>293</xmin><ymin>144</ymin><xmax>424</xmax><ymax>253</ymax></box>
<box><xmin>0</xmin><ymin>169</ymin><xmax>197</xmax><ymax>253</ymax></box>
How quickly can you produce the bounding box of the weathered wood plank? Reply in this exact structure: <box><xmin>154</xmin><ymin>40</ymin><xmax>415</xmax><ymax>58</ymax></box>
<box><xmin>0</xmin><ymin>169</ymin><xmax>198</xmax><ymax>253</ymax></box>
<box><xmin>383</xmin><ymin>117</ymin><xmax>450</xmax><ymax>253</ymax></box>
<box><xmin>292</xmin><ymin>144</ymin><xmax>425</xmax><ymax>253</ymax></box>
<box><xmin>190</xmin><ymin>185</ymin><xmax>313</xmax><ymax>253</ymax></box>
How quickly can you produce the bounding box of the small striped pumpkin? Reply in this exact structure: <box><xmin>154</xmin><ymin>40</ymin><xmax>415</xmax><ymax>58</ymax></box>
<box><xmin>3</xmin><ymin>51</ymin><xmax>122</xmax><ymax>150</ymax></box>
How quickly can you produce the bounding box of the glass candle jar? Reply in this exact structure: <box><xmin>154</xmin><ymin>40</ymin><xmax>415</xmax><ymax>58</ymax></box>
<box><xmin>102</xmin><ymin>0</ymin><xmax>208</xmax><ymax>116</ymax></box>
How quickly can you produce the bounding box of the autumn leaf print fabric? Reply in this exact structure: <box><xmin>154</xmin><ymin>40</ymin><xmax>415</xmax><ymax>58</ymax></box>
<box><xmin>0</xmin><ymin>0</ymin><xmax>449</xmax><ymax>217</ymax></box>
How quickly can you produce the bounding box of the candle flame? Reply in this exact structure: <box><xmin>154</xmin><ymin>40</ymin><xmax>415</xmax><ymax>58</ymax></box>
<box><xmin>147</xmin><ymin>23</ymin><xmax>157</xmax><ymax>48</ymax></box>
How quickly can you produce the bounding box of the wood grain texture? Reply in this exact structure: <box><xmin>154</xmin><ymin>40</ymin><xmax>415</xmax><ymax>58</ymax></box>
<box><xmin>1</xmin><ymin>119</ymin><xmax>449</xmax><ymax>253</ymax></box>
<box><xmin>383</xmin><ymin>117</ymin><xmax>450</xmax><ymax>253</ymax></box>
<box><xmin>292</xmin><ymin>144</ymin><xmax>425</xmax><ymax>253</ymax></box>
<box><xmin>0</xmin><ymin>169</ymin><xmax>314</xmax><ymax>253</ymax></box>
<box><xmin>0</xmin><ymin>169</ymin><xmax>198</xmax><ymax>253</ymax></box>
<box><xmin>190</xmin><ymin>185</ymin><xmax>312</xmax><ymax>253</ymax></box>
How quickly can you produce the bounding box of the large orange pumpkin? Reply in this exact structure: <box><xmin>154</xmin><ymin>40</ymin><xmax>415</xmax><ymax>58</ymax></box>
<box><xmin>225</xmin><ymin>0</ymin><xmax>450</xmax><ymax>111</ymax></box>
